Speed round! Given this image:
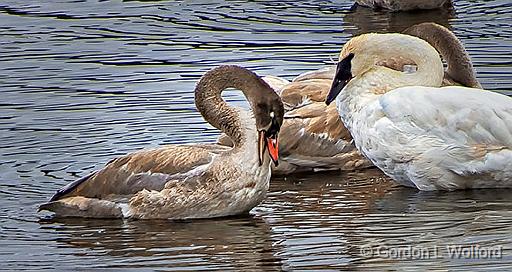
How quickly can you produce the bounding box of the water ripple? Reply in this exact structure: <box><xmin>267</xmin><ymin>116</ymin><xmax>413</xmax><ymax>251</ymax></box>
<box><xmin>0</xmin><ymin>0</ymin><xmax>511</xmax><ymax>271</ymax></box>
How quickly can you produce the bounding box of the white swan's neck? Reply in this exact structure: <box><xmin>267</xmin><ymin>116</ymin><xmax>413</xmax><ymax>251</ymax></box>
<box><xmin>337</xmin><ymin>34</ymin><xmax>444</xmax><ymax>128</ymax></box>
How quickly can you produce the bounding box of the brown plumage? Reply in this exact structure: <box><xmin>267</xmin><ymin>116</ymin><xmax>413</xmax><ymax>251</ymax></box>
<box><xmin>403</xmin><ymin>22</ymin><xmax>482</xmax><ymax>88</ymax></box>
<box><xmin>273</xmin><ymin>79</ymin><xmax>373</xmax><ymax>174</ymax></box>
<box><xmin>39</xmin><ymin>65</ymin><xmax>284</xmax><ymax>219</ymax></box>
<box><xmin>218</xmin><ymin>76</ymin><xmax>372</xmax><ymax>174</ymax></box>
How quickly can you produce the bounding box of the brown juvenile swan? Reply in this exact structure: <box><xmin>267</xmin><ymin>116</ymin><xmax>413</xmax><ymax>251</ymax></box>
<box><xmin>39</xmin><ymin>65</ymin><xmax>285</xmax><ymax>219</ymax></box>
<box><xmin>217</xmin><ymin>23</ymin><xmax>481</xmax><ymax>175</ymax></box>
<box><xmin>403</xmin><ymin>22</ymin><xmax>482</xmax><ymax>88</ymax></box>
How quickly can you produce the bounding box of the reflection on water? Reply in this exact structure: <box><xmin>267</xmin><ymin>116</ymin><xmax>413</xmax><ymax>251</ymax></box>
<box><xmin>40</xmin><ymin>217</ymin><xmax>280</xmax><ymax>271</ymax></box>
<box><xmin>1</xmin><ymin>0</ymin><xmax>512</xmax><ymax>271</ymax></box>
<box><xmin>266</xmin><ymin>171</ymin><xmax>512</xmax><ymax>271</ymax></box>
<box><xmin>344</xmin><ymin>3</ymin><xmax>455</xmax><ymax>35</ymax></box>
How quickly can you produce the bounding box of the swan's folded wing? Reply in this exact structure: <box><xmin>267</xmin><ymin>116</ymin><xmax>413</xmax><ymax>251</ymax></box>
<box><xmin>379</xmin><ymin>86</ymin><xmax>512</xmax><ymax>144</ymax></box>
<box><xmin>48</xmin><ymin>145</ymin><xmax>225</xmax><ymax>201</ymax></box>
<box><xmin>375</xmin><ymin>86</ymin><xmax>512</xmax><ymax>177</ymax></box>
<box><xmin>292</xmin><ymin>66</ymin><xmax>335</xmax><ymax>82</ymax></box>
<box><xmin>261</xmin><ymin>75</ymin><xmax>290</xmax><ymax>95</ymax></box>
<box><xmin>279</xmin><ymin>102</ymin><xmax>370</xmax><ymax>172</ymax></box>
<box><xmin>284</xmin><ymin>102</ymin><xmax>350</xmax><ymax>146</ymax></box>
<box><xmin>216</xmin><ymin>79</ymin><xmax>333</xmax><ymax>147</ymax></box>
<box><xmin>279</xmin><ymin>79</ymin><xmax>332</xmax><ymax>111</ymax></box>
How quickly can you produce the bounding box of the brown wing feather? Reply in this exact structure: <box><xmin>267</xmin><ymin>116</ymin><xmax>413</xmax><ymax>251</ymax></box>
<box><xmin>50</xmin><ymin>145</ymin><xmax>225</xmax><ymax>200</ymax></box>
<box><xmin>216</xmin><ymin>76</ymin><xmax>371</xmax><ymax>174</ymax></box>
<box><xmin>275</xmin><ymin>75</ymin><xmax>373</xmax><ymax>173</ymax></box>
<box><xmin>292</xmin><ymin>66</ymin><xmax>336</xmax><ymax>83</ymax></box>
<box><xmin>280</xmin><ymin>79</ymin><xmax>332</xmax><ymax>108</ymax></box>
<box><xmin>282</xmin><ymin>103</ymin><xmax>353</xmax><ymax>156</ymax></box>
<box><xmin>285</xmin><ymin>102</ymin><xmax>351</xmax><ymax>142</ymax></box>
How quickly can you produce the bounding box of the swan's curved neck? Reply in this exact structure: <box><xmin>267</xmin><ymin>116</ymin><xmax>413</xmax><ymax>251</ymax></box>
<box><xmin>360</xmin><ymin>35</ymin><xmax>443</xmax><ymax>92</ymax></box>
<box><xmin>404</xmin><ymin>24</ymin><xmax>481</xmax><ymax>88</ymax></box>
<box><xmin>194</xmin><ymin>66</ymin><xmax>268</xmax><ymax>149</ymax></box>
<box><xmin>337</xmin><ymin>34</ymin><xmax>444</xmax><ymax>124</ymax></box>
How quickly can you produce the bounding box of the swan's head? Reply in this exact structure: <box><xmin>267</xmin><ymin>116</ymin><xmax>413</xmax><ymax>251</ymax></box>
<box><xmin>325</xmin><ymin>33</ymin><xmax>442</xmax><ymax>105</ymax></box>
<box><xmin>253</xmin><ymin>85</ymin><xmax>284</xmax><ymax>167</ymax></box>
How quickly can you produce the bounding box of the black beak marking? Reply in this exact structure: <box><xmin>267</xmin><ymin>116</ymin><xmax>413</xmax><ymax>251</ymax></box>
<box><xmin>326</xmin><ymin>53</ymin><xmax>354</xmax><ymax>105</ymax></box>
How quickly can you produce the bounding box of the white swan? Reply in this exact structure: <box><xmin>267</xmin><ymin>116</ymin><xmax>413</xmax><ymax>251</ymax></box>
<box><xmin>325</xmin><ymin>33</ymin><xmax>512</xmax><ymax>190</ymax></box>
<box><xmin>39</xmin><ymin>65</ymin><xmax>284</xmax><ymax>219</ymax></box>
<box><xmin>217</xmin><ymin>23</ymin><xmax>481</xmax><ymax>175</ymax></box>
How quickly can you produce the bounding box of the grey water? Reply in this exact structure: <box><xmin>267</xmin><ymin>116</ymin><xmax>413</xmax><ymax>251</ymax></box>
<box><xmin>1</xmin><ymin>0</ymin><xmax>511</xmax><ymax>271</ymax></box>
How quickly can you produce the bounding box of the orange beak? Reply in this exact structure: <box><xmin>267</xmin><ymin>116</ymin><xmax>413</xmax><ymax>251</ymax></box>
<box><xmin>258</xmin><ymin>131</ymin><xmax>279</xmax><ymax>167</ymax></box>
<box><xmin>267</xmin><ymin>136</ymin><xmax>279</xmax><ymax>167</ymax></box>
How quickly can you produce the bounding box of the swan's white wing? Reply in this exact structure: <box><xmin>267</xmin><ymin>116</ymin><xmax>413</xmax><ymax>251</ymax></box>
<box><xmin>379</xmin><ymin>86</ymin><xmax>512</xmax><ymax>145</ymax></box>
<box><xmin>363</xmin><ymin>86</ymin><xmax>512</xmax><ymax>189</ymax></box>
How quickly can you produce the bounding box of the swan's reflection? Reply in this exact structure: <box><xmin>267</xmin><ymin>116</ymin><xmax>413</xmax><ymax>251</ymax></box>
<box><xmin>40</xmin><ymin>216</ymin><xmax>282</xmax><ymax>270</ymax></box>
<box><xmin>39</xmin><ymin>169</ymin><xmax>512</xmax><ymax>271</ymax></box>
<box><xmin>264</xmin><ymin>169</ymin><xmax>396</xmax><ymax>270</ymax></box>
<box><xmin>266</xmin><ymin>169</ymin><xmax>512</xmax><ymax>271</ymax></box>
<box><xmin>343</xmin><ymin>3</ymin><xmax>455</xmax><ymax>35</ymax></box>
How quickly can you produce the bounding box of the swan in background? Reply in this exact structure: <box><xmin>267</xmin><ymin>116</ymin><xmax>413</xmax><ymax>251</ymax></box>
<box><xmin>355</xmin><ymin>0</ymin><xmax>452</xmax><ymax>11</ymax></box>
<box><xmin>218</xmin><ymin>75</ymin><xmax>372</xmax><ymax>174</ymax></box>
<box><xmin>218</xmin><ymin>23</ymin><xmax>481</xmax><ymax>175</ymax></box>
<box><xmin>403</xmin><ymin>22</ymin><xmax>481</xmax><ymax>88</ymax></box>
<box><xmin>344</xmin><ymin>2</ymin><xmax>454</xmax><ymax>37</ymax></box>
<box><xmin>292</xmin><ymin>22</ymin><xmax>481</xmax><ymax>89</ymax></box>
<box><xmin>271</xmin><ymin>78</ymin><xmax>373</xmax><ymax>174</ymax></box>
<box><xmin>325</xmin><ymin>33</ymin><xmax>512</xmax><ymax>190</ymax></box>
<box><xmin>39</xmin><ymin>65</ymin><xmax>285</xmax><ymax>219</ymax></box>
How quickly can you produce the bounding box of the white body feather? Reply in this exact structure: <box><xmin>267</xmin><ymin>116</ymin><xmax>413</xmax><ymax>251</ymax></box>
<box><xmin>334</xmin><ymin>33</ymin><xmax>512</xmax><ymax>190</ymax></box>
<box><xmin>340</xmin><ymin>86</ymin><xmax>512</xmax><ymax>190</ymax></box>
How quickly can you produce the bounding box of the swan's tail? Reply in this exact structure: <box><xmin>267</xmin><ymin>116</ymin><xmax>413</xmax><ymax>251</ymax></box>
<box><xmin>39</xmin><ymin>196</ymin><xmax>123</xmax><ymax>218</ymax></box>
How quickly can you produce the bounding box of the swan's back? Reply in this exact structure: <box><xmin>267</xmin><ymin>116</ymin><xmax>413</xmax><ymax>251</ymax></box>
<box><xmin>360</xmin><ymin>86</ymin><xmax>512</xmax><ymax>190</ymax></box>
<box><xmin>379</xmin><ymin>86</ymin><xmax>512</xmax><ymax>144</ymax></box>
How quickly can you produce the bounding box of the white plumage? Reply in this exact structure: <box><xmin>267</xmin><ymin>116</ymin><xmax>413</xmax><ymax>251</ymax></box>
<box><xmin>329</xmin><ymin>33</ymin><xmax>512</xmax><ymax>190</ymax></box>
<box><xmin>360</xmin><ymin>87</ymin><xmax>512</xmax><ymax>190</ymax></box>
